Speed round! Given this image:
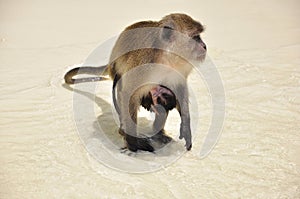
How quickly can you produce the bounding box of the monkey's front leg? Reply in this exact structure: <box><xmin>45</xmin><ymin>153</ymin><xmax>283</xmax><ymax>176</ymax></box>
<box><xmin>118</xmin><ymin>90</ymin><xmax>154</xmax><ymax>152</ymax></box>
<box><xmin>176</xmin><ymin>85</ymin><xmax>192</xmax><ymax>150</ymax></box>
<box><xmin>151</xmin><ymin>105</ymin><xmax>172</xmax><ymax>144</ymax></box>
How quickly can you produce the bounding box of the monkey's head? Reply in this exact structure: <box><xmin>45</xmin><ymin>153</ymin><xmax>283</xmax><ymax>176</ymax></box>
<box><xmin>158</xmin><ymin>13</ymin><xmax>206</xmax><ymax>65</ymax></box>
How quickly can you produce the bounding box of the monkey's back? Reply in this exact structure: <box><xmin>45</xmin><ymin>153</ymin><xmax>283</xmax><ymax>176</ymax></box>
<box><xmin>107</xmin><ymin>20</ymin><xmax>162</xmax><ymax>78</ymax></box>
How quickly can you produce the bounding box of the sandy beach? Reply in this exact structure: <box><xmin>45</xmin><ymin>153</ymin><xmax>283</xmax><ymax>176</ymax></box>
<box><xmin>1</xmin><ymin>0</ymin><xmax>299</xmax><ymax>198</ymax></box>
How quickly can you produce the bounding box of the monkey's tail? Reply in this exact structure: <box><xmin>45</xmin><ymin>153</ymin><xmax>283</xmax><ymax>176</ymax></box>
<box><xmin>64</xmin><ymin>65</ymin><xmax>110</xmax><ymax>84</ymax></box>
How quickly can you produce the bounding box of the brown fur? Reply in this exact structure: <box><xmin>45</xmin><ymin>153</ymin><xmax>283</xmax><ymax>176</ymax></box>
<box><xmin>64</xmin><ymin>13</ymin><xmax>206</xmax><ymax>152</ymax></box>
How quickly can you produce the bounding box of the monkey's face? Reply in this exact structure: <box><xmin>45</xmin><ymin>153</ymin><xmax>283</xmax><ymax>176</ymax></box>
<box><xmin>159</xmin><ymin>14</ymin><xmax>206</xmax><ymax>64</ymax></box>
<box><xmin>188</xmin><ymin>33</ymin><xmax>207</xmax><ymax>61</ymax></box>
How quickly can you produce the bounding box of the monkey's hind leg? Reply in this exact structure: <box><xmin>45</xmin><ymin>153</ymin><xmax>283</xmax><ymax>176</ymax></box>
<box><xmin>119</xmin><ymin>93</ymin><xmax>154</xmax><ymax>152</ymax></box>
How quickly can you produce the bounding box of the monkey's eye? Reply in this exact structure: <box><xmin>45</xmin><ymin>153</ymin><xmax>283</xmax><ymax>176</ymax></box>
<box><xmin>192</xmin><ymin>35</ymin><xmax>201</xmax><ymax>42</ymax></box>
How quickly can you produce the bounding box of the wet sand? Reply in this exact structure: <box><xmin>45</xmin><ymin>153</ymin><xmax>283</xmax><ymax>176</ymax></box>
<box><xmin>1</xmin><ymin>0</ymin><xmax>299</xmax><ymax>198</ymax></box>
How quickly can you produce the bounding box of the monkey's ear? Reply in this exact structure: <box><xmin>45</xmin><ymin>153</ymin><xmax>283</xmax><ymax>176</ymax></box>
<box><xmin>161</xmin><ymin>26</ymin><xmax>174</xmax><ymax>41</ymax></box>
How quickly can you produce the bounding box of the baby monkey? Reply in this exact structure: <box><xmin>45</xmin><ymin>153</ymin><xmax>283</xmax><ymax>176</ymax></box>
<box><xmin>64</xmin><ymin>13</ymin><xmax>207</xmax><ymax>152</ymax></box>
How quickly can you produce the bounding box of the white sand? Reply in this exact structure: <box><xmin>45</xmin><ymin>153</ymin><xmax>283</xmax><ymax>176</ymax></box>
<box><xmin>1</xmin><ymin>0</ymin><xmax>299</xmax><ymax>198</ymax></box>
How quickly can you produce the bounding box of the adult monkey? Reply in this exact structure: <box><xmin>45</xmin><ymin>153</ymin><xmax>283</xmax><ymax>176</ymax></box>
<box><xmin>64</xmin><ymin>13</ymin><xmax>207</xmax><ymax>152</ymax></box>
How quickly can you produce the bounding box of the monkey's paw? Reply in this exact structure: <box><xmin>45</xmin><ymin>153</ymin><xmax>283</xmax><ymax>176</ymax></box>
<box><xmin>179</xmin><ymin>125</ymin><xmax>192</xmax><ymax>150</ymax></box>
<box><xmin>137</xmin><ymin>138</ymin><xmax>154</xmax><ymax>152</ymax></box>
<box><xmin>126</xmin><ymin>135</ymin><xmax>154</xmax><ymax>152</ymax></box>
<box><xmin>151</xmin><ymin>130</ymin><xmax>173</xmax><ymax>144</ymax></box>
